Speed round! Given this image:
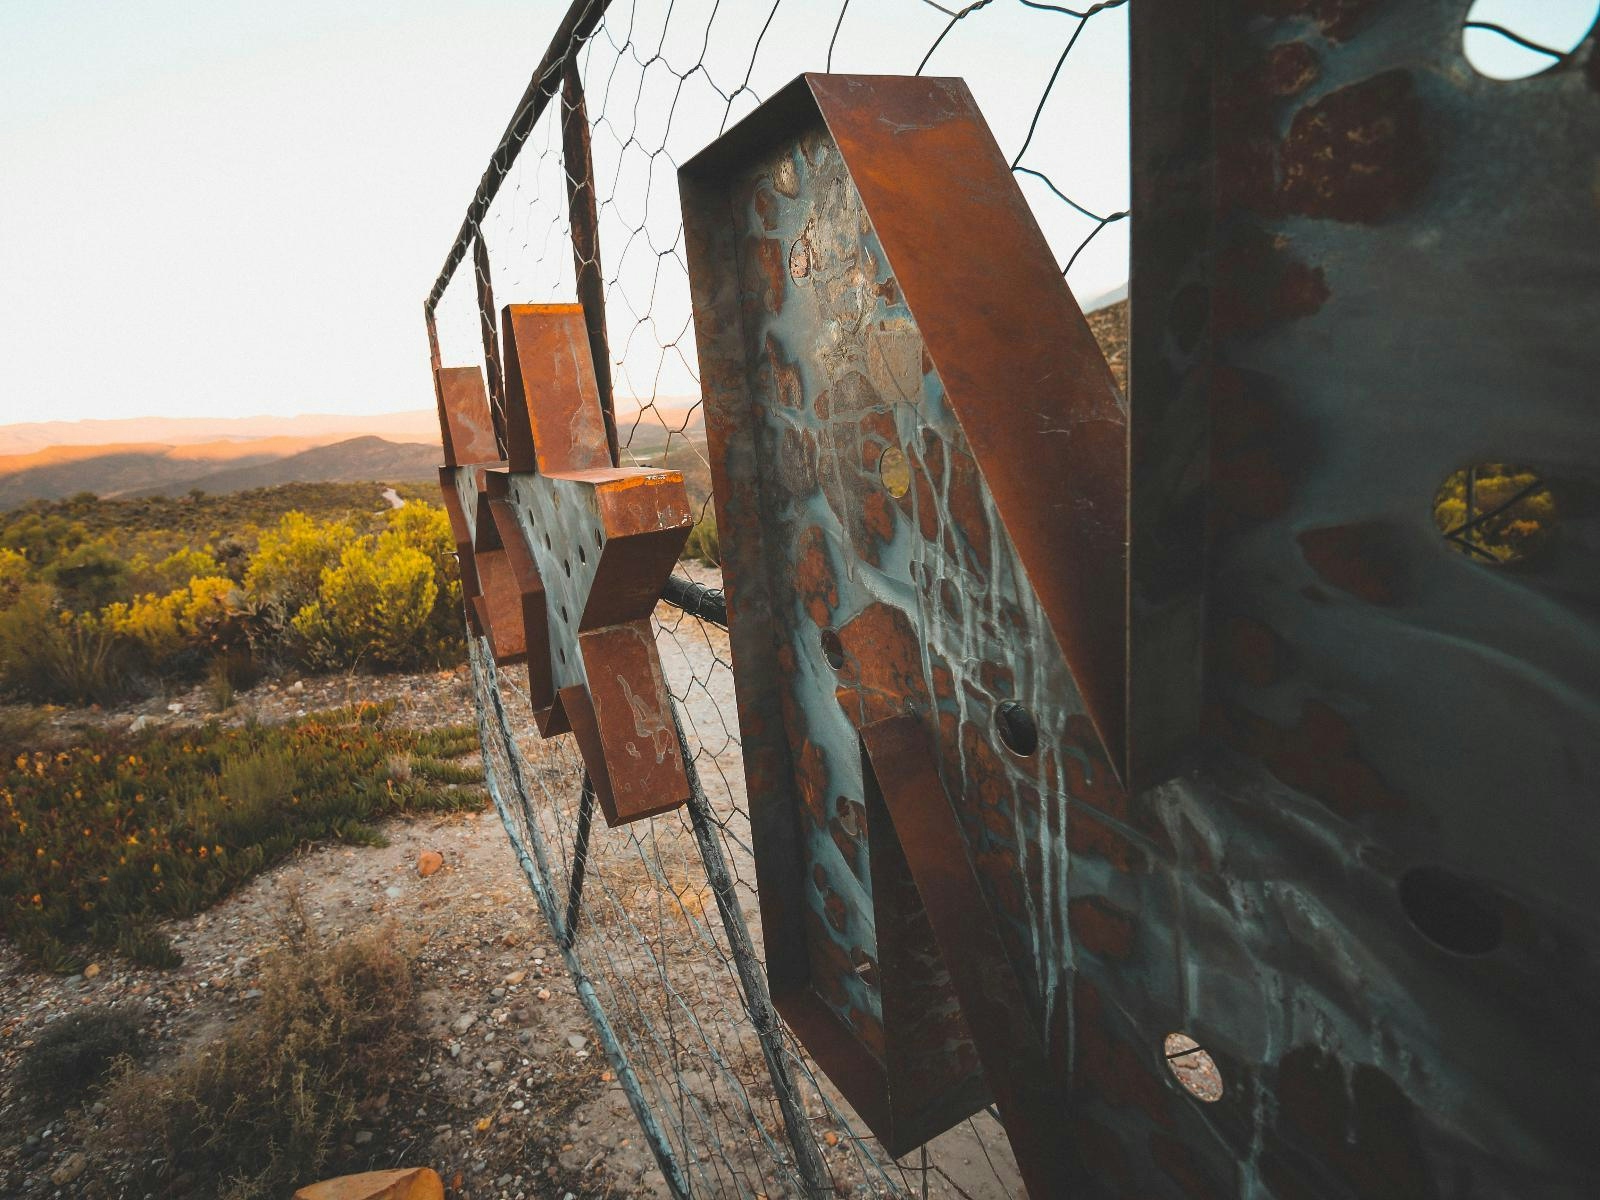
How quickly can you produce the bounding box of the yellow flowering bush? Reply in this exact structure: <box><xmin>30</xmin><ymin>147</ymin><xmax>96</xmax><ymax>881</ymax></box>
<box><xmin>0</xmin><ymin>703</ymin><xmax>481</xmax><ymax>970</ymax></box>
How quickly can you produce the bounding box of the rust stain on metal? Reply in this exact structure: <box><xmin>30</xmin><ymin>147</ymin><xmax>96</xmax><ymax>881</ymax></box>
<box><xmin>1279</xmin><ymin>69</ymin><xmax>1429</xmax><ymax>223</ymax></box>
<box><xmin>681</xmin><ymin>72</ymin><xmax>1130</xmax><ymax>1172</ymax></box>
<box><xmin>434</xmin><ymin>303</ymin><xmax>692</xmax><ymax>826</ymax></box>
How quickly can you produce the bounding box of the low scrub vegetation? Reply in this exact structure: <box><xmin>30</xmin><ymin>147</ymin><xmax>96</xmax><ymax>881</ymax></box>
<box><xmin>682</xmin><ymin>512</ymin><xmax>719</xmax><ymax>567</ymax></box>
<box><xmin>105</xmin><ymin>917</ymin><xmax>418</xmax><ymax>1199</ymax></box>
<box><xmin>20</xmin><ymin>1005</ymin><xmax>150</xmax><ymax>1109</ymax></box>
<box><xmin>0</xmin><ymin>702</ymin><xmax>481</xmax><ymax>971</ymax></box>
<box><xmin>0</xmin><ymin>492</ymin><xmax>462</xmax><ymax>704</ymax></box>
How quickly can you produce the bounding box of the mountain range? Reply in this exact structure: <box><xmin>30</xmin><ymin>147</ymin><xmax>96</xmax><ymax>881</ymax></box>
<box><xmin>0</xmin><ymin>400</ymin><xmax>707</xmax><ymax>509</ymax></box>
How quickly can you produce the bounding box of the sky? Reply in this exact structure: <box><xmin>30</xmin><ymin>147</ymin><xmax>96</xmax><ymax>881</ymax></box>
<box><xmin>1</xmin><ymin>0</ymin><xmax>1593</xmax><ymax>425</ymax></box>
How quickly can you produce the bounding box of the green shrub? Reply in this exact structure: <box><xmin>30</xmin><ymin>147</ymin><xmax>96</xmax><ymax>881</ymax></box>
<box><xmin>42</xmin><ymin>538</ymin><xmax>131</xmax><ymax>610</ymax></box>
<box><xmin>245</xmin><ymin>511</ymin><xmax>354</xmax><ymax>618</ymax></box>
<box><xmin>104</xmin><ymin>923</ymin><xmax>417</xmax><ymax>1199</ymax></box>
<box><xmin>682</xmin><ymin>513</ymin><xmax>720</xmax><ymax>566</ymax></box>
<box><xmin>0</xmin><ymin>703</ymin><xmax>483</xmax><ymax>969</ymax></box>
<box><xmin>292</xmin><ymin>537</ymin><xmax>439</xmax><ymax>669</ymax></box>
<box><xmin>21</xmin><ymin>1005</ymin><xmax>149</xmax><ymax>1107</ymax></box>
<box><xmin>0</xmin><ymin>587</ymin><xmax>125</xmax><ymax>705</ymax></box>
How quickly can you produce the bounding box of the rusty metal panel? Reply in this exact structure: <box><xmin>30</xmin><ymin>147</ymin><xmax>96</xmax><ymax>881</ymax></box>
<box><xmin>680</xmin><ymin>73</ymin><xmax>1129</xmax><ymax>1157</ymax></box>
<box><xmin>487</xmin><ymin>304</ymin><xmax>696</xmax><ymax>825</ymax></box>
<box><xmin>434</xmin><ymin>363</ymin><xmax>499</xmax><ymax>468</ymax></box>
<box><xmin>1057</xmin><ymin>5</ymin><xmax>1600</xmax><ymax>1197</ymax></box>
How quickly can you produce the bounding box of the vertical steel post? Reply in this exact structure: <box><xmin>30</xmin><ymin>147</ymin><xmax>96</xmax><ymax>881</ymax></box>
<box><xmin>560</xmin><ymin>58</ymin><xmax>620</xmax><ymax>467</ymax></box>
<box><xmin>472</xmin><ymin>230</ymin><xmax>508</xmax><ymax>456</ymax></box>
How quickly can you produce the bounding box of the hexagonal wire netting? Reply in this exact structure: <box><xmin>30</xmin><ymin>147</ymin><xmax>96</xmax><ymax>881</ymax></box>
<box><xmin>429</xmin><ymin>2</ymin><xmax>1130</xmax><ymax>1195</ymax></box>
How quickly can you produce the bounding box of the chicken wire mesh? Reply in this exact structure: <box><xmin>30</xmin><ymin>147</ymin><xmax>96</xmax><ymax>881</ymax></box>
<box><xmin>431</xmin><ymin>1</ymin><xmax>1131</xmax><ymax>1195</ymax></box>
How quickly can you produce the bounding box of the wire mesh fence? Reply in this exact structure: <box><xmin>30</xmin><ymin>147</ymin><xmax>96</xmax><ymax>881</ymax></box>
<box><xmin>431</xmin><ymin>1</ymin><xmax>1131</xmax><ymax>1194</ymax></box>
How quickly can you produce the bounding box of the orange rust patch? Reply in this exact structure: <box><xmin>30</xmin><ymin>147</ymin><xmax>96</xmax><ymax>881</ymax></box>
<box><xmin>1214</xmin><ymin>699</ymin><xmax>1403</xmax><ymax>820</ymax></box>
<box><xmin>794</xmin><ymin>525</ymin><xmax>838</xmax><ymax>628</ymax></box>
<box><xmin>1297</xmin><ymin>521</ymin><xmax>1405</xmax><ymax>605</ymax></box>
<box><xmin>1280</xmin><ymin>70</ymin><xmax>1428</xmax><ymax>223</ymax></box>
<box><xmin>1069</xmin><ymin>896</ymin><xmax>1136</xmax><ymax>960</ymax></box>
<box><xmin>1073</xmin><ymin>979</ymin><xmax>1173</xmax><ymax>1125</ymax></box>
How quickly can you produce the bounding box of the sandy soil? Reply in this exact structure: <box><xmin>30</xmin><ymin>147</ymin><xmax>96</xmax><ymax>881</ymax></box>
<box><xmin>2</xmin><ymin>576</ymin><xmax>1023</xmax><ymax>1199</ymax></box>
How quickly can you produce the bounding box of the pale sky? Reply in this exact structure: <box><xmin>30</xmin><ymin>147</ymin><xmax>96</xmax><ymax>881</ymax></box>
<box><xmin>2</xmin><ymin>0</ymin><xmax>1592</xmax><ymax>424</ymax></box>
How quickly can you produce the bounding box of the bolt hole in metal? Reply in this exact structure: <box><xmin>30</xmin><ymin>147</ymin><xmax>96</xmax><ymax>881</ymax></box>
<box><xmin>1399</xmin><ymin>865</ymin><xmax>1505</xmax><ymax>956</ymax></box>
<box><xmin>578</xmin><ymin>544</ymin><xmax>587</xmax><ymax>565</ymax></box>
<box><xmin>994</xmin><ymin>701</ymin><xmax>1038</xmax><ymax>757</ymax></box>
<box><xmin>1164</xmin><ymin>1033</ymin><xmax>1224</xmax><ymax>1102</ymax></box>
<box><xmin>1432</xmin><ymin>462</ymin><xmax>1556</xmax><ymax>566</ymax></box>
<box><xmin>877</xmin><ymin>444</ymin><xmax>911</xmax><ymax>498</ymax></box>
<box><xmin>820</xmin><ymin>627</ymin><xmax>846</xmax><ymax>671</ymax></box>
<box><xmin>544</xmin><ymin>531</ymin><xmax>552</xmax><ymax>550</ymax></box>
<box><xmin>1462</xmin><ymin>0</ymin><xmax>1600</xmax><ymax>80</ymax></box>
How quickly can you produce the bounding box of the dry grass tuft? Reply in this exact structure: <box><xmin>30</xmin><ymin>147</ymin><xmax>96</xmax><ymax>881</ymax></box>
<box><xmin>103</xmin><ymin>918</ymin><xmax>419</xmax><ymax>1199</ymax></box>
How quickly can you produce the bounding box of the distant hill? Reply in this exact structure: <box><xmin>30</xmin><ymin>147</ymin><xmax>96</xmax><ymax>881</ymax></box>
<box><xmin>131</xmin><ymin>436</ymin><xmax>441</xmax><ymax>498</ymax></box>
<box><xmin>0</xmin><ymin>400</ymin><xmax>703</xmax><ymax>458</ymax></box>
<box><xmin>0</xmin><ymin>411</ymin><xmax>442</xmax><ymax>456</ymax></box>
<box><xmin>0</xmin><ymin>435</ymin><xmax>440</xmax><ymax>509</ymax></box>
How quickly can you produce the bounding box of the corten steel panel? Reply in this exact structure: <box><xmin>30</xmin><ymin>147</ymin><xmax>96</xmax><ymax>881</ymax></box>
<box><xmin>680</xmin><ymin>74</ymin><xmax>1127</xmax><ymax>1157</ymax></box>
<box><xmin>501</xmin><ymin>304</ymin><xmax>612</xmax><ymax>477</ymax></box>
<box><xmin>489</xmin><ymin>304</ymin><xmax>695</xmax><ymax>825</ymax></box>
<box><xmin>1062</xmin><ymin>6</ymin><xmax>1600</xmax><ymax>1199</ymax></box>
<box><xmin>432</xmin><ymin>307</ymin><xmax>692</xmax><ymax>823</ymax></box>
<box><xmin>434</xmin><ymin>364</ymin><xmax>500</xmax><ymax>467</ymax></box>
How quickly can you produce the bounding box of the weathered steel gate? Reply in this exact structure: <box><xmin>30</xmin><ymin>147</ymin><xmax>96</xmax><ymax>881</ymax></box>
<box><xmin>427</xmin><ymin>2</ymin><xmax>1600</xmax><ymax>1195</ymax></box>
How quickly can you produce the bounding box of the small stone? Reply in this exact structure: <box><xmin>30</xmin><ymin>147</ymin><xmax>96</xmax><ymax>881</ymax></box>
<box><xmin>353</xmin><ymin>1130</ymin><xmax>373</xmax><ymax>1145</ymax></box>
<box><xmin>167</xmin><ymin>702</ymin><xmax>183</xmax><ymax>714</ymax></box>
<box><xmin>417</xmin><ymin>851</ymin><xmax>444</xmax><ymax>877</ymax></box>
<box><xmin>490</xmin><ymin>987</ymin><xmax>506</xmax><ymax>1001</ymax></box>
<box><xmin>83</xmin><ymin>962</ymin><xmax>101</xmax><ymax>979</ymax></box>
<box><xmin>242</xmin><ymin>988</ymin><xmax>264</xmax><ymax>1000</ymax></box>
<box><xmin>486</xmin><ymin>1060</ymin><xmax>505</xmax><ymax>1075</ymax></box>
<box><xmin>51</xmin><ymin>1152</ymin><xmax>88</xmax><ymax>1185</ymax></box>
<box><xmin>290</xmin><ymin>680</ymin><xmax>305</xmax><ymax>694</ymax></box>
<box><xmin>129</xmin><ymin>715</ymin><xmax>151</xmax><ymax>733</ymax></box>
<box><xmin>384</xmin><ymin>886</ymin><xmax>403</xmax><ymax>900</ymax></box>
<box><xmin>291</xmin><ymin>1167</ymin><xmax>445</xmax><ymax>1200</ymax></box>
<box><xmin>824</xmin><ymin>1132</ymin><xmax>840</xmax><ymax>1147</ymax></box>
<box><xmin>566</xmin><ymin>1033</ymin><xmax>587</xmax><ymax>1050</ymax></box>
<box><xmin>503</xmin><ymin>970</ymin><xmax>526</xmax><ymax>985</ymax></box>
<box><xmin>536</xmin><ymin>989</ymin><xmax>551</xmax><ymax>1002</ymax></box>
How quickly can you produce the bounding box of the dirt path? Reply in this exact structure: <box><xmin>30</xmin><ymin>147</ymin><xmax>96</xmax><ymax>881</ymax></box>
<box><xmin>3</xmin><ymin>578</ymin><xmax>1022</xmax><ymax>1199</ymax></box>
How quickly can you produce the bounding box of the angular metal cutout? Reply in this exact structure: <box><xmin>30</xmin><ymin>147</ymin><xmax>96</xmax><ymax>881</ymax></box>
<box><xmin>680</xmin><ymin>72</ymin><xmax>1130</xmax><ymax>1157</ymax></box>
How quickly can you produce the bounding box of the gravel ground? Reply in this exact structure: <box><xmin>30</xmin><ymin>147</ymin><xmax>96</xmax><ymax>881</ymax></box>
<box><xmin>3</xmin><ymin>577</ymin><xmax>1024</xmax><ymax>1199</ymax></box>
<box><xmin>2</xmin><ymin>667</ymin><xmax>658</xmax><ymax>1200</ymax></box>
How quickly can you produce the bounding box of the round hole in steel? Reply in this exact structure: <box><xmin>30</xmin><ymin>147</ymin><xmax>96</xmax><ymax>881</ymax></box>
<box><xmin>1432</xmin><ymin>462</ymin><xmax>1556</xmax><ymax>566</ymax></box>
<box><xmin>1462</xmin><ymin>1</ymin><xmax>1599</xmax><ymax>79</ymax></box>
<box><xmin>1164</xmin><ymin>1033</ymin><xmax>1224</xmax><ymax>1102</ymax></box>
<box><xmin>1399</xmin><ymin>865</ymin><xmax>1504</xmax><ymax>956</ymax></box>
<box><xmin>878</xmin><ymin>445</ymin><xmax>911</xmax><ymax>498</ymax></box>
<box><xmin>820</xmin><ymin>628</ymin><xmax>845</xmax><ymax>671</ymax></box>
<box><xmin>994</xmin><ymin>701</ymin><xmax>1038</xmax><ymax>757</ymax></box>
